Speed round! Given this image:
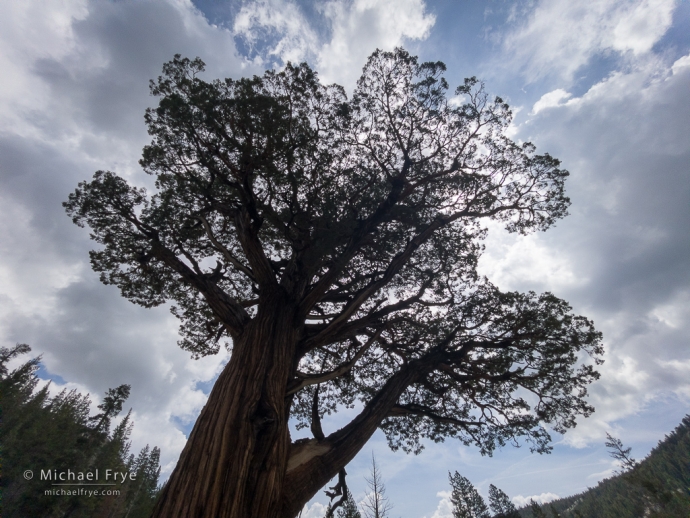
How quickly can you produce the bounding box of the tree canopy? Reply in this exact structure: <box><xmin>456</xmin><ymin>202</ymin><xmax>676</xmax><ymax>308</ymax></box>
<box><xmin>64</xmin><ymin>48</ymin><xmax>603</xmax><ymax>517</ymax></box>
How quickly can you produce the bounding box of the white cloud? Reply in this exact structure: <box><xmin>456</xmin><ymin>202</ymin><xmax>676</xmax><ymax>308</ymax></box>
<box><xmin>233</xmin><ymin>0</ymin><xmax>320</xmax><ymax>65</ymax></box>
<box><xmin>512</xmin><ymin>492</ymin><xmax>559</xmax><ymax>508</ymax></box>
<box><xmin>531</xmin><ymin>88</ymin><xmax>572</xmax><ymax>115</ymax></box>
<box><xmin>671</xmin><ymin>52</ymin><xmax>690</xmax><ymax>74</ymax></box>
<box><xmin>0</xmin><ymin>0</ymin><xmax>88</xmax><ymax>136</ymax></box>
<box><xmin>610</xmin><ymin>0</ymin><xmax>676</xmax><ymax>54</ymax></box>
<box><xmin>301</xmin><ymin>501</ymin><xmax>329</xmax><ymax>518</ymax></box>
<box><xmin>497</xmin><ymin>51</ymin><xmax>690</xmax><ymax>449</ymax></box>
<box><xmin>229</xmin><ymin>0</ymin><xmax>435</xmax><ymax>88</ymax></box>
<box><xmin>649</xmin><ymin>289</ymin><xmax>690</xmax><ymax>330</ymax></box>
<box><xmin>317</xmin><ymin>0</ymin><xmax>435</xmax><ymax>87</ymax></box>
<box><xmin>478</xmin><ymin>222</ymin><xmax>586</xmax><ymax>294</ymax></box>
<box><xmin>503</xmin><ymin>0</ymin><xmax>678</xmax><ymax>82</ymax></box>
<box><xmin>426</xmin><ymin>490</ymin><xmax>453</xmax><ymax>518</ymax></box>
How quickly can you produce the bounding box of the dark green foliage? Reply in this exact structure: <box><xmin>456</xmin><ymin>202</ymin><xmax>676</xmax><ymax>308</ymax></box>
<box><xmin>448</xmin><ymin>473</ymin><xmax>523</xmax><ymax>518</ymax></box>
<box><xmin>529</xmin><ymin>499</ymin><xmax>547</xmax><ymax>518</ymax></box>
<box><xmin>449</xmin><ymin>471</ymin><xmax>490</xmax><ymax>518</ymax></box>
<box><xmin>489</xmin><ymin>484</ymin><xmax>520</xmax><ymax>517</ymax></box>
<box><xmin>0</xmin><ymin>344</ymin><xmax>161</xmax><ymax>518</ymax></box>
<box><xmin>335</xmin><ymin>488</ymin><xmax>362</xmax><ymax>518</ymax></box>
<box><xmin>605</xmin><ymin>432</ymin><xmax>637</xmax><ymax>474</ymax></box>
<box><xmin>519</xmin><ymin>416</ymin><xmax>690</xmax><ymax>517</ymax></box>
<box><xmin>90</xmin><ymin>384</ymin><xmax>132</xmax><ymax>432</ymax></box>
<box><xmin>123</xmin><ymin>444</ymin><xmax>162</xmax><ymax>518</ymax></box>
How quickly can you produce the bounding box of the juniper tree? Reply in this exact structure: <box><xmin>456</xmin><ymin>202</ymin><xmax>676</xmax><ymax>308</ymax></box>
<box><xmin>64</xmin><ymin>48</ymin><xmax>603</xmax><ymax>518</ymax></box>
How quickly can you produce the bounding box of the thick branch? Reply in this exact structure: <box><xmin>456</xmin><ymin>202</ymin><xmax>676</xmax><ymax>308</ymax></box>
<box><xmin>234</xmin><ymin>209</ymin><xmax>276</xmax><ymax>287</ymax></box>
<box><xmin>287</xmin><ymin>330</ymin><xmax>383</xmax><ymax>396</ymax></box>
<box><xmin>281</xmin><ymin>354</ymin><xmax>434</xmax><ymax>516</ymax></box>
<box><xmin>151</xmin><ymin>241</ymin><xmax>250</xmax><ymax>337</ymax></box>
<box><xmin>195</xmin><ymin>215</ymin><xmax>257</xmax><ymax>283</ymax></box>
<box><xmin>388</xmin><ymin>404</ymin><xmax>483</xmax><ymax>428</ymax></box>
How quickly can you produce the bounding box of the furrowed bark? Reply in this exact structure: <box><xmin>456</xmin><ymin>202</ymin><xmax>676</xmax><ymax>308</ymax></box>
<box><xmin>151</xmin><ymin>290</ymin><xmax>297</xmax><ymax>518</ymax></box>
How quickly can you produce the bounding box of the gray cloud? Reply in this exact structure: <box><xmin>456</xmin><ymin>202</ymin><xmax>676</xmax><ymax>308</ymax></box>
<box><xmin>0</xmin><ymin>0</ymin><xmax>249</xmax><ymax>473</ymax></box>
<box><xmin>480</xmin><ymin>54</ymin><xmax>690</xmax><ymax>445</ymax></box>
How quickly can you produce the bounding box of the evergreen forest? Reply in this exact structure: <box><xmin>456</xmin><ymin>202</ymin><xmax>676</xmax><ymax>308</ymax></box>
<box><xmin>327</xmin><ymin>417</ymin><xmax>690</xmax><ymax>518</ymax></box>
<box><xmin>518</xmin><ymin>415</ymin><xmax>690</xmax><ymax>517</ymax></box>
<box><xmin>0</xmin><ymin>343</ymin><xmax>161</xmax><ymax>518</ymax></box>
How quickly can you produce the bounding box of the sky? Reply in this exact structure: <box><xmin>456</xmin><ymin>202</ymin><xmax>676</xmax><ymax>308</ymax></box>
<box><xmin>0</xmin><ymin>0</ymin><xmax>688</xmax><ymax>516</ymax></box>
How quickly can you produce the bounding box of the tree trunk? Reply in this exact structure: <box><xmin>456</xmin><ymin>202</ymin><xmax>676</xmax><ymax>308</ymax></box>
<box><xmin>151</xmin><ymin>291</ymin><xmax>298</xmax><ymax>518</ymax></box>
<box><xmin>280</xmin><ymin>363</ymin><xmax>423</xmax><ymax>517</ymax></box>
<box><xmin>151</xmin><ymin>290</ymin><xmax>423</xmax><ymax>518</ymax></box>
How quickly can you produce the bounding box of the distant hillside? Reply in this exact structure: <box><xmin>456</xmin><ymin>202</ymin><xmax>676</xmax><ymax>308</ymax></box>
<box><xmin>520</xmin><ymin>415</ymin><xmax>690</xmax><ymax>518</ymax></box>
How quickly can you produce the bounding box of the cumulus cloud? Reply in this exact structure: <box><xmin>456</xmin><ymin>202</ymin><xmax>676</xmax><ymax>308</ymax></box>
<box><xmin>229</xmin><ymin>0</ymin><xmax>435</xmax><ymax>89</ymax></box>
<box><xmin>531</xmin><ymin>89</ymin><xmax>573</xmax><ymax>115</ymax></box>
<box><xmin>300</xmin><ymin>501</ymin><xmax>329</xmax><ymax>518</ymax></box>
<box><xmin>426</xmin><ymin>490</ymin><xmax>453</xmax><ymax>518</ymax></box>
<box><xmin>480</xmin><ymin>50</ymin><xmax>690</xmax><ymax>447</ymax></box>
<box><xmin>502</xmin><ymin>0</ymin><xmax>678</xmax><ymax>82</ymax></box>
<box><xmin>512</xmin><ymin>492</ymin><xmax>559</xmax><ymax>508</ymax></box>
<box><xmin>233</xmin><ymin>0</ymin><xmax>320</xmax><ymax>65</ymax></box>
<box><xmin>316</xmin><ymin>0</ymin><xmax>435</xmax><ymax>87</ymax></box>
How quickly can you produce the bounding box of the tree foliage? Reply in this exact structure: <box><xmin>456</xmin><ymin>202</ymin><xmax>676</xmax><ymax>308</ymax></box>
<box><xmin>335</xmin><ymin>488</ymin><xmax>362</xmax><ymax>518</ymax></box>
<box><xmin>64</xmin><ymin>48</ymin><xmax>603</xmax><ymax>516</ymax></box>
<box><xmin>488</xmin><ymin>484</ymin><xmax>519</xmax><ymax>518</ymax></box>
<box><xmin>448</xmin><ymin>472</ymin><xmax>525</xmax><ymax>518</ymax></box>
<box><xmin>605</xmin><ymin>432</ymin><xmax>637</xmax><ymax>474</ymax></box>
<box><xmin>449</xmin><ymin>471</ymin><xmax>490</xmax><ymax>518</ymax></box>
<box><xmin>528</xmin><ymin>499</ymin><xmax>547</xmax><ymax>518</ymax></box>
<box><xmin>0</xmin><ymin>344</ymin><xmax>161</xmax><ymax>518</ymax></box>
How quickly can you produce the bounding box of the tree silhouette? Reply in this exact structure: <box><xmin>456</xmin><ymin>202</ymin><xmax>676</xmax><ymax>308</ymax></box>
<box><xmin>449</xmin><ymin>471</ymin><xmax>489</xmax><ymax>518</ymax></box>
<box><xmin>65</xmin><ymin>47</ymin><xmax>603</xmax><ymax>518</ymax></box>
<box><xmin>488</xmin><ymin>484</ymin><xmax>519</xmax><ymax>517</ymax></box>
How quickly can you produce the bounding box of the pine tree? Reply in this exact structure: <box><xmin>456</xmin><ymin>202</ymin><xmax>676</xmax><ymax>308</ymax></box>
<box><xmin>448</xmin><ymin>471</ymin><xmax>490</xmax><ymax>518</ymax></box>
<box><xmin>335</xmin><ymin>488</ymin><xmax>362</xmax><ymax>518</ymax></box>
<box><xmin>488</xmin><ymin>484</ymin><xmax>519</xmax><ymax>518</ymax></box>
<box><xmin>529</xmin><ymin>499</ymin><xmax>547</xmax><ymax>518</ymax></box>
<box><xmin>90</xmin><ymin>384</ymin><xmax>132</xmax><ymax>432</ymax></box>
<box><xmin>0</xmin><ymin>344</ymin><xmax>160</xmax><ymax>518</ymax></box>
<box><xmin>123</xmin><ymin>444</ymin><xmax>162</xmax><ymax>518</ymax></box>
